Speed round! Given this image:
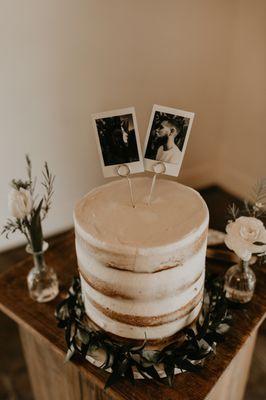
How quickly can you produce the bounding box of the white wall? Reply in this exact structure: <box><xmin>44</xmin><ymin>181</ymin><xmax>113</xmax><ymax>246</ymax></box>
<box><xmin>0</xmin><ymin>0</ymin><xmax>264</xmax><ymax>251</ymax></box>
<box><xmin>216</xmin><ymin>0</ymin><xmax>266</xmax><ymax>198</ymax></box>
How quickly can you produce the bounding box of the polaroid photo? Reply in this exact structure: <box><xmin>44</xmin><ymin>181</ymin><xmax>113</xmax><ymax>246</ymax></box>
<box><xmin>92</xmin><ymin>107</ymin><xmax>144</xmax><ymax>178</ymax></box>
<box><xmin>143</xmin><ymin>105</ymin><xmax>195</xmax><ymax>177</ymax></box>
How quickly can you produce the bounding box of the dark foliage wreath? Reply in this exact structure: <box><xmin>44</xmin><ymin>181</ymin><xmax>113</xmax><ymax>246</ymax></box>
<box><xmin>55</xmin><ymin>276</ymin><xmax>232</xmax><ymax>389</ymax></box>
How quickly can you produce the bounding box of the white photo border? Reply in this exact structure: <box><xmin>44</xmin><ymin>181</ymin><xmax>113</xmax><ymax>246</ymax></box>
<box><xmin>92</xmin><ymin>107</ymin><xmax>144</xmax><ymax>178</ymax></box>
<box><xmin>143</xmin><ymin>105</ymin><xmax>195</xmax><ymax>177</ymax></box>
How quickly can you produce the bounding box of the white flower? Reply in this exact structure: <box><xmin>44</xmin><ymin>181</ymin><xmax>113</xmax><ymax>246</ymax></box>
<box><xmin>8</xmin><ymin>188</ymin><xmax>32</xmax><ymax>219</ymax></box>
<box><xmin>225</xmin><ymin>216</ymin><xmax>266</xmax><ymax>261</ymax></box>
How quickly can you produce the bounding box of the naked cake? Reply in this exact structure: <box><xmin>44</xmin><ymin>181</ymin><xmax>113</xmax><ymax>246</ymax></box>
<box><xmin>74</xmin><ymin>176</ymin><xmax>209</xmax><ymax>341</ymax></box>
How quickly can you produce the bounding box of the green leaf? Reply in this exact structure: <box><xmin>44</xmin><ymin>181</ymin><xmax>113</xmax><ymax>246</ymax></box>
<box><xmin>124</xmin><ymin>363</ymin><xmax>135</xmax><ymax>385</ymax></box>
<box><xmin>142</xmin><ymin>365</ymin><xmax>161</xmax><ymax>381</ymax></box>
<box><xmin>105</xmin><ymin>358</ymin><xmax>129</xmax><ymax>389</ymax></box>
<box><xmin>64</xmin><ymin>346</ymin><xmax>75</xmax><ymax>363</ymax></box>
<box><xmin>101</xmin><ymin>346</ymin><xmax>114</xmax><ymax>369</ymax></box>
<box><xmin>164</xmin><ymin>360</ymin><xmax>175</xmax><ymax>386</ymax></box>
<box><xmin>28</xmin><ymin>199</ymin><xmax>43</xmax><ymax>252</ymax></box>
<box><xmin>141</xmin><ymin>350</ymin><xmax>160</xmax><ymax>366</ymax></box>
<box><xmin>129</xmin><ymin>337</ymin><xmax>147</xmax><ymax>353</ymax></box>
<box><xmin>81</xmin><ymin>342</ymin><xmax>90</xmax><ymax>358</ymax></box>
<box><xmin>76</xmin><ymin>328</ymin><xmax>90</xmax><ymax>345</ymax></box>
<box><xmin>65</xmin><ymin>321</ymin><xmax>76</xmax><ymax>348</ymax></box>
<box><xmin>176</xmin><ymin>358</ymin><xmax>201</xmax><ymax>373</ymax></box>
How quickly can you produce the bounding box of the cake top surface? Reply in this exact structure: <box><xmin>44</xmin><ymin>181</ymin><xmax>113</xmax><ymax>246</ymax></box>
<box><xmin>74</xmin><ymin>176</ymin><xmax>208</xmax><ymax>249</ymax></box>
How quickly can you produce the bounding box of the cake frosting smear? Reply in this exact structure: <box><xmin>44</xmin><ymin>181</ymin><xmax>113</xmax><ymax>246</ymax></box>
<box><xmin>74</xmin><ymin>176</ymin><xmax>209</xmax><ymax>340</ymax></box>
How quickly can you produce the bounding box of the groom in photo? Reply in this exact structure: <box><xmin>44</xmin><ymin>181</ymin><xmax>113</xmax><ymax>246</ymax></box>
<box><xmin>155</xmin><ymin>118</ymin><xmax>185</xmax><ymax>164</ymax></box>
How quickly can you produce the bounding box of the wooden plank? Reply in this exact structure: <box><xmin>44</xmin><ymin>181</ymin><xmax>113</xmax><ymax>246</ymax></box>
<box><xmin>206</xmin><ymin>329</ymin><xmax>257</xmax><ymax>400</ymax></box>
<box><xmin>20</xmin><ymin>326</ymin><xmax>115</xmax><ymax>400</ymax></box>
<box><xmin>20</xmin><ymin>326</ymin><xmax>80</xmax><ymax>400</ymax></box>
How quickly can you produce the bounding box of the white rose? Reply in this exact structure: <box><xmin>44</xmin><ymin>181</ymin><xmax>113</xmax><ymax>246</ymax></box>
<box><xmin>8</xmin><ymin>188</ymin><xmax>33</xmax><ymax>219</ymax></box>
<box><xmin>225</xmin><ymin>216</ymin><xmax>266</xmax><ymax>261</ymax></box>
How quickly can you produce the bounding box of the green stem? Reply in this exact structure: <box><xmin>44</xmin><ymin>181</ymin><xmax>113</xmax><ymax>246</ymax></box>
<box><xmin>241</xmin><ymin>260</ymin><xmax>249</xmax><ymax>273</ymax></box>
<box><xmin>240</xmin><ymin>259</ymin><xmax>250</xmax><ymax>291</ymax></box>
<box><xmin>23</xmin><ymin>218</ymin><xmax>33</xmax><ymax>248</ymax></box>
<box><xmin>27</xmin><ymin>201</ymin><xmax>44</xmax><ymax>253</ymax></box>
<box><xmin>32</xmin><ymin>251</ymin><xmax>46</xmax><ymax>271</ymax></box>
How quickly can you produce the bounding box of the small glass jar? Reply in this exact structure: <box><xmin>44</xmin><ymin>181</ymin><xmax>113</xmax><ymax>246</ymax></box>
<box><xmin>26</xmin><ymin>241</ymin><xmax>59</xmax><ymax>302</ymax></box>
<box><xmin>224</xmin><ymin>259</ymin><xmax>256</xmax><ymax>304</ymax></box>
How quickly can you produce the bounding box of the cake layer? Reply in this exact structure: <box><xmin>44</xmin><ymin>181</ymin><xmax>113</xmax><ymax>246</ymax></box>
<box><xmin>74</xmin><ymin>177</ymin><xmax>209</xmax><ymax>273</ymax></box>
<box><xmin>76</xmin><ymin>240</ymin><xmax>206</xmax><ymax>301</ymax></box>
<box><xmin>80</xmin><ymin>270</ymin><xmax>204</xmax><ymax>320</ymax></box>
<box><xmin>82</xmin><ymin>288</ymin><xmax>203</xmax><ymax>340</ymax></box>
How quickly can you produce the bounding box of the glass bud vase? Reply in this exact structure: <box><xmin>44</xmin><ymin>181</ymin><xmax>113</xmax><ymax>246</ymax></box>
<box><xmin>224</xmin><ymin>259</ymin><xmax>256</xmax><ymax>304</ymax></box>
<box><xmin>26</xmin><ymin>241</ymin><xmax>59</xmax><ymax>302</ymax></box>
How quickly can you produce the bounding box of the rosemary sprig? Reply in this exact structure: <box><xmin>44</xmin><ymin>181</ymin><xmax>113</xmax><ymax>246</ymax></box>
<box><xmin>251</xmin><ymin>179</ymin><xmax>266</xmax><ymax>204</ymax></box>
<box><xmin>250</xmin><ymin>179</ymin><xmax>266</xmax><ymax>217</ymax></box>
<box><xmin>226</xmin><ymin>179</ymin><xmax>266</xmax><ymax>221</ymax></box>
<box><xmin>227</xmin><ymin>203</ymin><xmax>239</xmax><ymax>221</ymax></box>
<box><xmin>1</xmin><ymin>218</ymin><xmax>21</xmax><ymax>239</ymax></box>
<box><xmin>41</xmin><ymin>162</ymin><xmax>55</xmax><ymax>220</ymax></box>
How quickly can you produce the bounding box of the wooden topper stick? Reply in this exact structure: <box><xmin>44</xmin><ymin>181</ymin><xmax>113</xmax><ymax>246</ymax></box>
<box><xmin>116</xmin><ymin>164</ymin><xmax>135</xmax><ymax>208</ymax></box>
<box><xmin>148</xmin><ymin>162</ymin><xmax>166</xmax><ymax>205</ymax></box>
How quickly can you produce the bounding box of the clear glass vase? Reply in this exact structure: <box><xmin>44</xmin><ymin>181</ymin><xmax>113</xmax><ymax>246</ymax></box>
<box><xmin>224</xmin><ymin>259</ymin><xmax>256</xmax><ymax>304</ymax></box>
<box><xmin>26</xmin><ymin>241</ymin><xmax>59</xmax><ymax>302</ymax></box>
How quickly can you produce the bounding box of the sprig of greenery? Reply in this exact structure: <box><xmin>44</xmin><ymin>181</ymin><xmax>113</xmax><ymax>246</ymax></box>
<box><xmin>41</xmin><ymin>162</ymin><xmax>55</xmax><ymax>220</ymax></box>
<box><xmin>55</xmin><ymin>276</ymin><xmax>232</xmax><ymax>389</ymax></box>
<box><xmin>227</xmin><ymin>178</ymin><xmax>266</xmax><ymax>222</ymax></box>
<box><xmin>227</xmin><ymin>203</ymin><xmax>239</xmax><ymax>221</ymax></box>
<box><xmin>1</xmin><ymin>218</ymin><xmax>22</xmax><ymax>239</ymax></box>
<box><xmin>1</xmin><ymin>217</ymin><xmax>31</xmax><ymax>246</ymax></box>
<box><xmin>251</xmin><ymin>178</ymin><xmax>266</xmax><ymax>205</ymax></box>
<box><xmin>25</xmin><ymin>154</ymin><xmax>32</xmax><ymax>182</ymax></box>
<box><xmin>242</xmin><ymin>179</ymin><xmax>266</xmax><ymax>218</ymax></box>
<box><xmin>250</xmin><ymin>179</ymin><xmax>266</xmax><ymax>217</ymax></box>
<box><xmin>25</xmin><ymin>154</ymin><xmax>37</xmax><ymax>196</ymax></box>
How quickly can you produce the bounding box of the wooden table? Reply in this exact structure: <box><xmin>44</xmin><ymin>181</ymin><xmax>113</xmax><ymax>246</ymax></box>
<box><xmin>0</xmin><ymin>229</ymin><xmax>266</xmax><ymax>400</ymax></box>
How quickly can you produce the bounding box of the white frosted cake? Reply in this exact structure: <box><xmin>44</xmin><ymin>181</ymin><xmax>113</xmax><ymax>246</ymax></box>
<box><xmin>74</xmin><ymin>176</ymin><xmax>209</xmax><ymax>341</ymax></box>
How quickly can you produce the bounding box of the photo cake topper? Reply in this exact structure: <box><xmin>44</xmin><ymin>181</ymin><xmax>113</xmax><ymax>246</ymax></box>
<box><xmin>143</xmin><ymin>104</ymin><xmax>195</xmax><ymax>177</ymax></box>
<box><xmin>92</xmin><ymin>107</ymin><xmax>144</xmax><ymax>178</ymax></box>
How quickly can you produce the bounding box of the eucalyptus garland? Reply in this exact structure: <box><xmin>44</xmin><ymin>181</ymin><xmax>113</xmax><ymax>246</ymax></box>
<box><xmin>55</xmin><ymin>276</ymin><xmax>232</xmax><ymax>388</ymax></box>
